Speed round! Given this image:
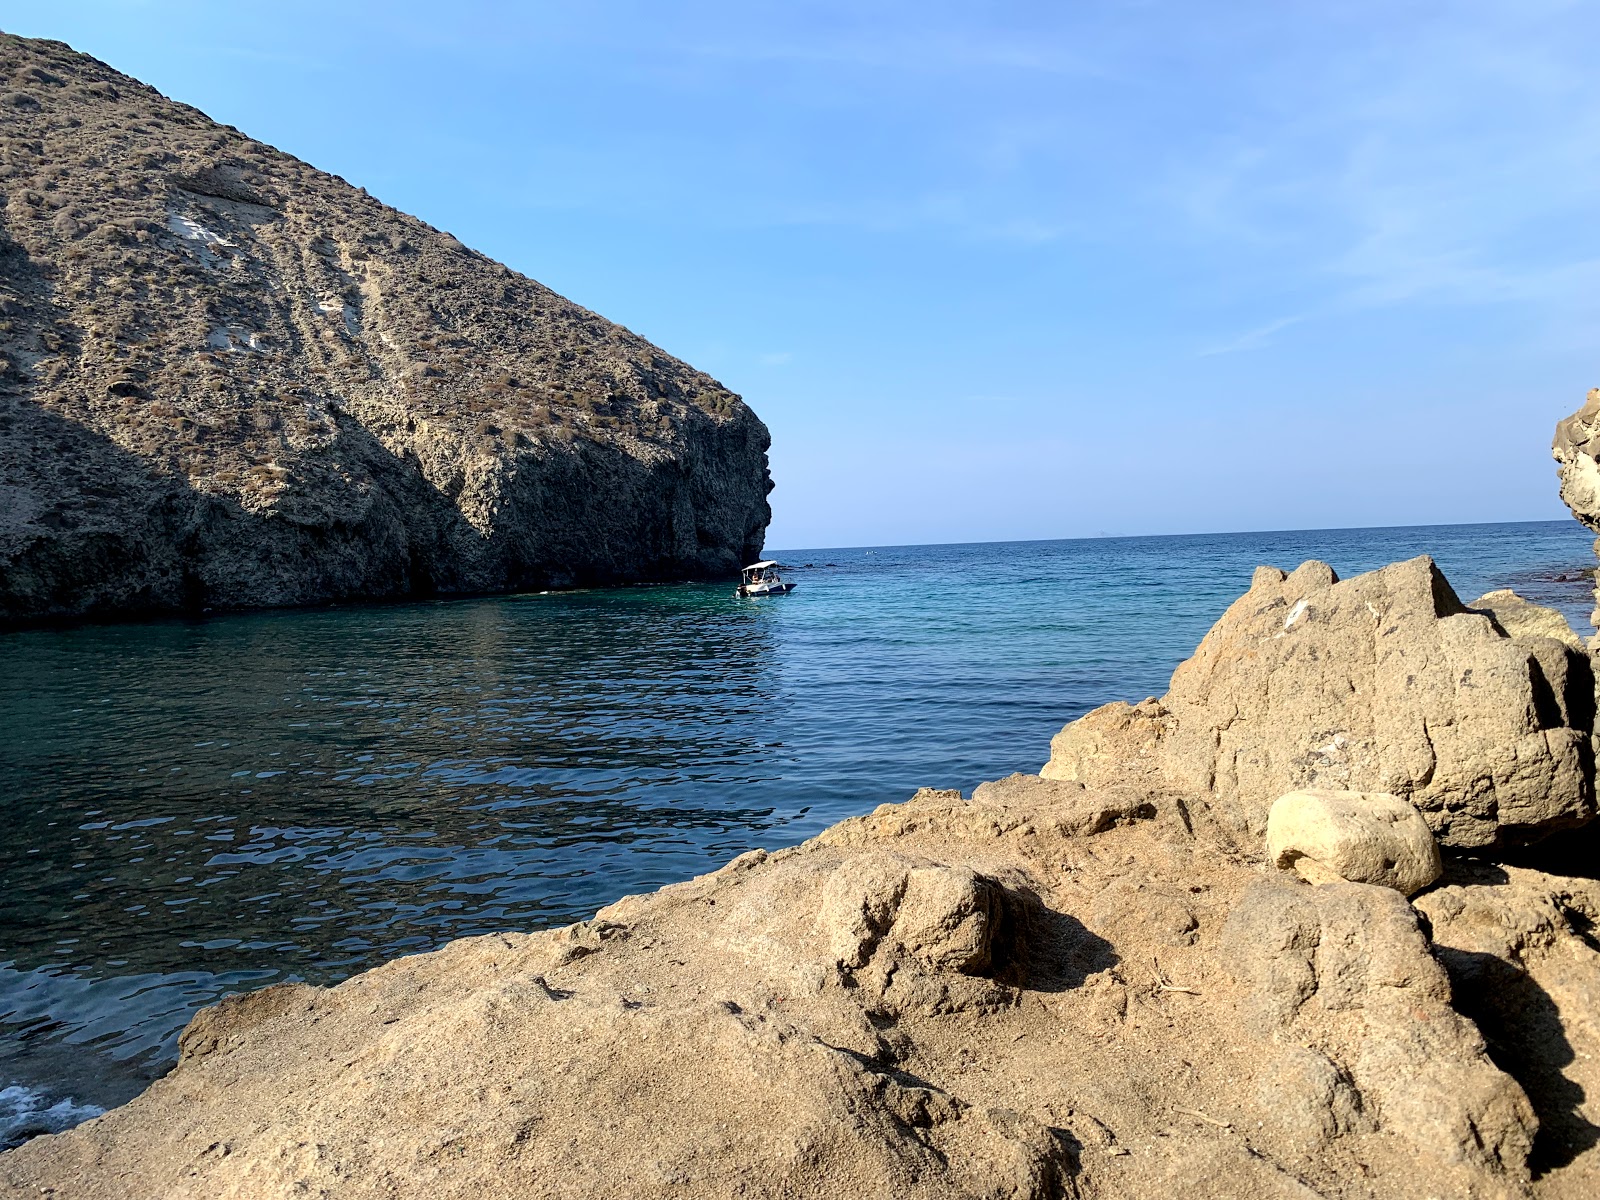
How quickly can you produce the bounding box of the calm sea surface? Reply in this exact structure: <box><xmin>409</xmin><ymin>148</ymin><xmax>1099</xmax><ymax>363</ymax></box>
<box><xmin>0</xmin><ymin>520</ymin><xmax>1593</xmax><ymax>1142</ymax></box>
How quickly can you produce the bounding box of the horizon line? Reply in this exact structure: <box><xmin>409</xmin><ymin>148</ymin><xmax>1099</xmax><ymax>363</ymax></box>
<box><xmin>767</xmin><ymin>515</ymin><xmax>1584</xmax><ymax>556</ymax></box>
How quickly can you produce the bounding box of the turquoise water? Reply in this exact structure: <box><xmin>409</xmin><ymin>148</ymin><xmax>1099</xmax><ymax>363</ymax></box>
<box><xmin>0</xmin><ymin>519</ymin><xmax>1593</xmax><ymax>1141</ymax></box>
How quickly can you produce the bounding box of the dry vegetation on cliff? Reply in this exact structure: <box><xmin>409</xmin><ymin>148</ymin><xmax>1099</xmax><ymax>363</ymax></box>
<box><xmin>0</xmin><ymin>33</ymin><xmax>772</xmax><ymax>623</ymax></box>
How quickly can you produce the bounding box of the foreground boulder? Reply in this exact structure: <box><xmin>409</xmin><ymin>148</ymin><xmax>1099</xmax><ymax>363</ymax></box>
<box><xmin>1417</xmin><ymin>864</ymin><xmax>1600</xmax><ymax>1189</ymax></box>
<box><xmin>1221</xmin><ymin>880</ymin><xmax>1536</xmax><ymax>1175</ymax></box>
<box><xmin>6</xmin><ymin>775</ymin><xmax>1583</xmax><ymax>1199</ymax></box>
<box><xmin>0</xmin><ymin>34</ymin><xmax>771</xmax><ymax>625</ymax></box>
<box><xmin>1265</xmin><ymin>789</ymin><xmax>1441</xmax><ymax>895</ymax></box>
<box><xmin>1044</xmin><ymin>557</ymin><xmax>1597</xmax><ymax>851</ymax></box>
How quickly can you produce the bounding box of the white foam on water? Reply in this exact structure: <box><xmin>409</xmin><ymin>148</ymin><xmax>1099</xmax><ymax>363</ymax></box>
<box><xmin>0</xmin><ymin>1083</ymin><xmax>103</xmax><ymax>1149</ymax></box>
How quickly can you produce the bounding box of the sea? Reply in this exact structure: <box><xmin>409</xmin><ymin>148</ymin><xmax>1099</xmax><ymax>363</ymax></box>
<box><xmin>0</xmin><ymin>519</ymin><xmax>1593</xmax><ymax>1146</ymax></box>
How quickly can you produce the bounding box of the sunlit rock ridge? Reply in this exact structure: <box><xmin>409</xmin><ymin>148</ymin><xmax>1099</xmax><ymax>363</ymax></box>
<box><xmin>0</xmin><ymin>33</ymin><xmax>772</xmax><ymax>624</ymax></box>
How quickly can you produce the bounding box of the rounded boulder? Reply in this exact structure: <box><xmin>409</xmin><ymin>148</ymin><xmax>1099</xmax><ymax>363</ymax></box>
<box><xmin>1265</xmin><ymin>789</ymin><xmax>1442</xmax><ymax>895</ymax></box>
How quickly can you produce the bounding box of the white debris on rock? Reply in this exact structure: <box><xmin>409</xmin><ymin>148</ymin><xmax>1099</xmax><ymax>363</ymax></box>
<box><xmin>206</xmin><ymin>327</ymin><xmax>264</xmax><ymax>353</ymax></box>
<box><xmin>166</xmin><ymin>212</ymin><xmax>231</xmax><ymax>247</ymax></box>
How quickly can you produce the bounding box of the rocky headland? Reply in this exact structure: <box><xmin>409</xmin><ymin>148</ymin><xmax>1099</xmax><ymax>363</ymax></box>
<box><xmin>4</xmin><ymin>540</ymin><xmax>1598</xmax><ymax>1199</ymax></box>
<box><xmin>0</xmin><ymin>33</ymin><xmax>772</xmax><ymax>625</ymax></box>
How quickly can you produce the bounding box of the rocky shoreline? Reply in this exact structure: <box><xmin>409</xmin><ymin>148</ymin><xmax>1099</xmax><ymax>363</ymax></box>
<box><xmin>3</xmin><ymin>542</ymin><xmax>1597</xmax><ymax>1199</ymax></box>
<box><xmin>4</xmin><ymin>26</ymin><xmax>1599</xmax><ymax>1199</ymax></box>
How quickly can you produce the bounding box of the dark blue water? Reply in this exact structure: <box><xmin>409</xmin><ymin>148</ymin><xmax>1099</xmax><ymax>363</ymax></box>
<box><xmin>0</xmin><ymin>520</ymin><xmax>1592</xmax><ymax>1140</ymax></box>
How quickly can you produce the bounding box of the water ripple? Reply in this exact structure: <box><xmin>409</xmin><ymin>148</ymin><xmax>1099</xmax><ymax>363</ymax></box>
<box><xmin>0</xmin><ymin>520</ymin><xmax>1591</xmax><ymax>1114</ymax></box>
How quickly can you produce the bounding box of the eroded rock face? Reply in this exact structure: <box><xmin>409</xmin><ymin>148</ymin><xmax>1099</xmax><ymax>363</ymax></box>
<box><xmin>1045</xmin><ymin>557</ymin><xmax>1598</xmax><ymax>851</ymax></box>
<box><xmin>1221</xmin><ymin>881</ymin><xmax>1537</xmax><ymax>1176</ymax></box>
<box><xmin>1554</xmin><ymin>388</ymin><xmax>1600</xmax><ymax>535</ymax></box>
<box><xmin>0</xmin><ymin>34</ymin><xmax>772</xmax><ymax>624</ymax></box>
<box><xmin>1265</xmin><ymin>789</ymin><xmax>1441</xmax><ymax>895</ymax></box>
<box><xmin>1552</xmin><ymin>388</ymin><xmax>1600</xmax><ymax>634</ymax></box>
<box><xmin>1416</xmin><ymin>865</ymin><xmax>1600</xmax><ymax>1185</ymax></box>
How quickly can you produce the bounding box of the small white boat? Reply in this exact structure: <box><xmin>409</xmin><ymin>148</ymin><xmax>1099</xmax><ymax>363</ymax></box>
<box><xmin>736</xmin><ymin>560</ymin><xmax>796</xmax><ymax>597</ymax></box>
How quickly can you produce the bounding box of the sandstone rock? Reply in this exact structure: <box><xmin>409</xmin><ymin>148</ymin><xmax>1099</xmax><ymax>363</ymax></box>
<box><xmin>175</xmin><ymin>981</ymin><xmax>319</xmax><ymax>1064</ymax></box>
<box><xmin>0</xmin><ymin>34</ymin><xmax>771</xmax><ymax>626</ymax></box>
<box><xmin>1469</xmin><ymin>589</ymin><xmax>1586</xmax><ymax>651</ymax></box>
<box><xmin>969</xmin><ymin>773</ymin><xmax>1159</xmax><ymax>836</ymax></box>
<box><xmin>818</xmin><ymin>778</ymin><xmax>1156</xmax><ymax>849</ymax></box>
<box><xmin>1250</xmin><ymin>1045</ymin><xmax>1371</xmax><ymax>1156</ymax></box>
<box><xmin>1040</xmin><ymin>700</ymin><xmax>1174</xmax><ymax>793</ymax></box>
<box><xmin>815</xmin><ymin>852</ymin><xmax>912</xmax><ymax>969</ymax></box>
<box><xmin>1553</xmin><ymin>387</ymin><xmax>1600</xmax><ymax>535</ymax></box>
<box><xmin>1085</xmin><ymin>878</ymin><xmax>1198</xmax><ymax>947</ymax></box>
<box><xmin>1417</xmin><ymin>865</ymin><xmax>1600</xmax><ymax>1193</ymax></box>
<box><xmin>10</xmin><ymin>985</ymin><xmax>1077</xmax><ymax>1199</ymax></box>
<box><xmin>813</xmin><ymin>853</ymin><xmax>1018</xmax><ymax>1018</ymax></box>
<box><xmin>893</xmin><ymin>865</ymin><xmax>1003</xmax><ymax>974</ymax></box>
<box><xmin>1265</xmin><ymin>789</ymin><xmax>1441</xmax><ymax>895</ymax></box>
<box><xmin>1046</xmin><ymin>555</ymin><xmax>1598</xmax><ymax>851</ymax></box>
<box><xmin>1221</xmin><ymin>881</ymin><xmax>1537</xmax><ymax>1177</ymax></box>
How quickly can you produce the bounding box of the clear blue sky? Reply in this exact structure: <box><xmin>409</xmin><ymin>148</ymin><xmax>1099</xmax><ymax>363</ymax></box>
<box><xmin>8</xmin><ymin>1</ymin><xmax>1599</xmax><ymax>549</ymax></box>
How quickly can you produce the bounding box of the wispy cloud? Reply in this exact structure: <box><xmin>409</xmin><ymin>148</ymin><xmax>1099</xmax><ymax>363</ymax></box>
<box><xmin>674</xmin><ymin>28</ymin><xmax>1113</xmax><ymax>80</ymax></box>
<box><xmin>1152</xmin><ymin>2</ymin><xmax>1600</xmax><ymax>336</ymax></box>
<box><xmin>1200</xmin><ymin>315</ymin><xmax>1307</xmax><ymax>357</ymax></box>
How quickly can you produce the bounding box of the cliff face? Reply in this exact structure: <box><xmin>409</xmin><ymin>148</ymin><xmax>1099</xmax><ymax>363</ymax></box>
<box><xmin>1552</xmin><ymin>388</ymin><xmax>1600</xmax><ymax>636</ymax></box>
<box><xmin>0</xmin><ymin>34</ymin><xmax>772</xmax><ymax>623</ymax></box>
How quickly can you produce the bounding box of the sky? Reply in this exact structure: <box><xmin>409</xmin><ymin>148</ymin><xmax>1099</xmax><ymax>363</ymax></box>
<box><xmin>7</xmin><ymin>1</ymin><xmax>1600</xmax><ymax>549</ymax></box>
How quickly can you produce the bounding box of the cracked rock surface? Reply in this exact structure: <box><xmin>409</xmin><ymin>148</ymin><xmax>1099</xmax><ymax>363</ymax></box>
<box><xmin>1044</xmin><ymin>556</ymin><xmax>1597</xmax><ymax>853</ymax></box>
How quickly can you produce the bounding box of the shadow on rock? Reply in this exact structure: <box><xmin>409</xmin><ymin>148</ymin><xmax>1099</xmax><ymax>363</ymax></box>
<box><xmin>1437</xmin><ymin>946</ymin><xmax>1600</xmax><ymax>1176</ymax></box>
<box><xmin>1002</xmin><ymin>889</ymin><xmax>1118</xmax><ymax>995</ymax></box>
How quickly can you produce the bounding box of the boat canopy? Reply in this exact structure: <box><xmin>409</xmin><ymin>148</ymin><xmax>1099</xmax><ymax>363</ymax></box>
<box><xmin>744</xmin><ymin>560</ymin><xmax>779</xmax><ymax>571</ymax></box>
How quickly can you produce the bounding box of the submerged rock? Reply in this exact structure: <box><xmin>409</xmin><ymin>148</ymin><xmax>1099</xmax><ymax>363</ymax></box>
<box><xmin>0</xmin><ymin>34</ymin><xmax>771</xmax><ymax>625</ymax></box>
<box><xmin>1045</xmin><ymin>556</ymin><xmax>1598</xmax><ymax>852</ymax></box>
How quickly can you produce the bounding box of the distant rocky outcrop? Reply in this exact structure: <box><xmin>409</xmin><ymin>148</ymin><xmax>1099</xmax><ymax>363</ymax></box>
<box><xmin>6</xmin><ymin>557</ymin><xmax>1598</xmax><ymax>1199</ymax></box>
<box><xmin>0</xmin><ymin>34</ymin><xmax>772</xmax><ymax>624</ymax></box>
<box><xmin>1043</xmin><ymin>556</ymin><xmax>1597</xmax><ymax>852</ymax></box>
<box><xmin>1554</xmin><ymin>389</ymin><xmax>1600</xmax><ymax>533</ymax></box>
<box><xmin>1553</xmin><ymin>388</ymin><xmax>1600</xmax><ymax>635</ymax></box>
